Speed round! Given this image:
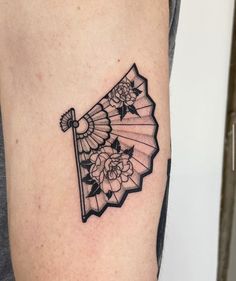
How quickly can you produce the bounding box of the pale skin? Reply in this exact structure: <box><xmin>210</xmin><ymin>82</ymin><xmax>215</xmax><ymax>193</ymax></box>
<box><xmin>0</xmin><ymin>1</ymin><xmax>170</xmax><ymax>280</ymax></box>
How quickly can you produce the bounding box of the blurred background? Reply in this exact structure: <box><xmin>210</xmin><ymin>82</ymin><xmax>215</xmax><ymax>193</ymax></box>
<box><xmin>159</xmin><ymin>1</ymin><xmax>236</xmax><ymax>281</ymax></box>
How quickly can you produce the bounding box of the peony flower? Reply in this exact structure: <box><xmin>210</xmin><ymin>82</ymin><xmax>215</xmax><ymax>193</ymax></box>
<box><xmin>89</xmin><ymin>146</ymin><xmax>133</xmax><ymax>194</ymax></box>
<box><xmin>108</xmin><ymin>81</ymin><xmax>137</xmax><ymax>108</ymax></box>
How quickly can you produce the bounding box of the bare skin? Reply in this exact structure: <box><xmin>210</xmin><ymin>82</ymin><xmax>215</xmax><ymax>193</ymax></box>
<box><xmin>0</xmin><ymin>1</ymin><xmax>169</xmax><ymax>280</ymax></box>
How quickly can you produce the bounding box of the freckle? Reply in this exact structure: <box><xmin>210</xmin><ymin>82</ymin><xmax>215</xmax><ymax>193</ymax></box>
<box><xmin>38</xmin><ymin>204</ymin><xmax>41</xmax><ymax>210</ymax></box>
<box><xmin>40</xmin><ymin>244</ymin><xmax>44</xmax><ymax>248</ymax></box>
<box><xmin>35</xmin><ymin>72</ymin><xmax>43</xmax><ymax>82</ymax></box>
<box><xmin>77</xmin><ymin>6</ymin><xmax>80</xmax><ymax>10</ymax></box>
<box><xmin>117</xmin><ymin>59</ymin><xmax>120</xmax><ymax>62</ymax></box>
<box><xmin>15</xmin><ymin>139</ymin><xmax>19</xmax><ymax>144</ymax></box>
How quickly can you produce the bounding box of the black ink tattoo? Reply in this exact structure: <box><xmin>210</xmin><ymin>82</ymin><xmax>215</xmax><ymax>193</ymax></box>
<box><xmin>60</xmin><ymin>64</ymin><xmax>159</xmax><ymax>222</ymax></box>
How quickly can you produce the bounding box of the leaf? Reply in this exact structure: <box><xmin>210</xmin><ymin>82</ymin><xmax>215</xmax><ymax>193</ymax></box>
<box><xmin>123</xmin><ymin>146</ymin><xmax>134</xmax><ymax>158</ymax></box>
<box><xmin>106</xmin><ymin>190</ymin><xmax>113</xmax><ymax>200</ymax></box>
<box><xmin>117</xmin><ymin>105</ymin><xmax>127</xmax><ymax>120</ymax></box>
<box><xmin>87</xmin><ymin>182</ymin><xmax>101</xmax><ymax>197</ymax></box>
<box><xmin>133</xmin><ymin>88</ymin><xmax>142</xmax><ymax>96</ymax></box>
<box><xmin>128</xmin><ymin>105</ymin><xmax>140</xmax><ymax>117</ymax></box>
<box><xmin>82</xmin><ymin>173</ymin><xmax>96</xmax><ymax>185</ymax></box>
<box><xmin>80</xmin><ymin>159</ymin><xmax>93</xmax><ymax>171</ymax></box>
<box><xmin>111</xmin><ymin>137</ymin><xmax>121</xmax><ymax>153</ymax></box>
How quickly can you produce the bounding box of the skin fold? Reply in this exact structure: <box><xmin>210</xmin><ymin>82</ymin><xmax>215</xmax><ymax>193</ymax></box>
<box><xmin>0</xmin><ymin>1</ymin><xmax>170</xmax><ymax>280</ymax></box>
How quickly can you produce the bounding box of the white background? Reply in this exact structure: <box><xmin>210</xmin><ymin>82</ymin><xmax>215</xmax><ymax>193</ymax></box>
<box><xmin>160</xmin><ymin>1</ymin><xmax>235</xmax><ymax>281</ymax></box>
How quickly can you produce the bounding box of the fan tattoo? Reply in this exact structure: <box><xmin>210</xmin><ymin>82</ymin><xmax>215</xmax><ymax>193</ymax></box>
<box><xmin>60</xmin><ymin>64</ymin><xmax>159</xmax><ymax>222</ymax></box>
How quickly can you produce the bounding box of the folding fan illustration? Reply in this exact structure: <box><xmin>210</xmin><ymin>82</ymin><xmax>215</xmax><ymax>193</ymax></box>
<box><xmin>60</xmin><ymin>64</ymin><xmax>159</xmax><ymax>222</ymax></box>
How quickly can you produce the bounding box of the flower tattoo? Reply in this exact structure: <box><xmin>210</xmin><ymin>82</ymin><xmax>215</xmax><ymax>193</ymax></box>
<box><xmin>80</xmin><ymin>138</ymin><xmax>134</xmax><ymax>199</ymax></box>
<box><xmin>108</xmin><ymin>81</ymin><xmax>137</xmax><ymax>108</ymax></box>
<box><xmin>90</xmin><ymin>146</ymin><xmax>133</xmax><ymax>193</ymax></box>
<box><xmin>107</xmin><ymin>80</ymin><xmax>142</xmax><ymax>120</ymax></box>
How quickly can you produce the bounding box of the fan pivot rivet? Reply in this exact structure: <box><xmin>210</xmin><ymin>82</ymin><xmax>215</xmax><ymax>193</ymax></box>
<box><xmin>72</xmin><ymin>120</ymin><xmax>79</xmax><ymax>128</ymax></box>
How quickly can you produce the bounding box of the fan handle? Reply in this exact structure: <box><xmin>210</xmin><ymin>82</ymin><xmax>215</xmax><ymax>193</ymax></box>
<box><xmin>61</xmin><ymin>108</ymin><xmax>87</xmax><ymax>222</ymax></box>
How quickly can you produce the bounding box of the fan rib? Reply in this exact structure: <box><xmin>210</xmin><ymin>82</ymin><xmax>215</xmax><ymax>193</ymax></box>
<box><xmin>136</xmin><ymin>80</ymin><xmax>145</xmax><ymax>89</ymax></box>
<box><xmin>132</xmin><ymin>156</ymin><xmax>149</xmax><ymax>170</ymax></box>
<box><xmin>93</xmin><ymin>126</ymin><xmax>111</xmax><ymax>133</ymax></box>
<box><xmin>110</xmin><ymin>124</ymin><xmax>155</xmax><ymax>126</ymax></box>
<box><xmin>129</xmin><ymin>177</ymin><xmax>139</xmax><ymax>189</ymax></box>
<box><xmin>107</xmin><ymin>179</ymin><xmax>119</xmax><ymax>204</ymax></box>
<box><xmin>93</xmin><ymin>130</ymin><xmax>109</xmax><ymax>140</ymax></box>
<box><xmin>95</xmin><ymin>195</ymin><xmax>99</xmax><ymax>211</ymax></box>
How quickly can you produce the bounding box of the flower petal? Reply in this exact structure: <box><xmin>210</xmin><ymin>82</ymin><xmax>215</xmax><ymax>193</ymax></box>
<box><xmin>92</xmin><ymin>168</ymin><xmax>102</xmax><ymax>178</ymax></box>
<box><xmin>130</xmin><ymin>92</ymin><xmax>137</xmax><ymax>99</ymax></box>
<box><xmin>110</xmin><ymin>179</ymin><xmax>121</xmax><ymax>192</ymax></box>
<box><xmin>121</xmin><ymin>174</ymin><xmax>129</xmax><ymax>182</ymax></box>
<box><xmin>113</xmin><ymin>96</ymin><xmax>120</xmax><ymax>103</ymax></box>
<box><xmin>95</xmin><ymin>157</ymin><xmax>101</xmax><ymax>167</ymax></box>
<box><xmin>122</xmin><ymin>164</ymin><xmax>131</xmax><ymax>172</ymax></box>
<box><xmin>125</xmin><ymin>166</ymin><xmax>133</xmax><ymax>176</ymax></box>
<box><xmin>108</xmin><ymin>171</ymin><xmax>117</xmax><ymax>180</ymax></box>
<box><xmin>98</xmin><ymin>152</ymin><xmax>109</xmax><ymax>161</ymax></box>
<box><xmin>105</xmin><ymin>158</ymin><xmax>111</xmax><ymax>171</ymax></box>
<box><xmin>90</xmin><ymin>153</ymin><xmax>98</xmax><ymax>163</ymax></box>
<box><xmin>99</xmin><ymin>172</ymin><xmax>104</xmax><ymax>183</ymax></box>
<box><xmin>103</xmin><ymin>146</ymin><xmax>114</xmax><ymax>155</ymax></box>
<box><xmin>110</xmin><ymin>153</ymin><xmax>121</xmax><ymax>159</ymax></box>
<box><xmin>126</xmin><ymin>100</ymin><xmax>134</xmax><ymax>106</ymax></box>
<box><xmin>110</xmin><ymin>99</ymin><xmax>118</xmax><ymax>108</ymax></box>
<box><xmin>101</xmin><ymin>179</ymin><xmax>110</xmax><ymax>193</ymax></box>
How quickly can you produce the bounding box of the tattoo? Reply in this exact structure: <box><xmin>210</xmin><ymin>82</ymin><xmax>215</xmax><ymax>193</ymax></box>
<box><xmin>157</xmin><ymin>158</ymin><xmax>171</xmax><ymax>279</ymax></box>
<box><xmin>60</xmin><ymin>64</ymin><xmax>159</xmax><ymax>222</ymax></box>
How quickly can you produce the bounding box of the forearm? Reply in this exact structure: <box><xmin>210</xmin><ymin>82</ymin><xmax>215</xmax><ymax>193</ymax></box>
<box><xmin>0</xmin><ymin>1</ymin><xmax>170</xmax><ymax>280</ymax></box>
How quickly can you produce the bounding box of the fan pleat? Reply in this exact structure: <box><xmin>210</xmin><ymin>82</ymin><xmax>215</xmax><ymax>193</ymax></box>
<box><xmin>93</xmin><ymin>129</ymin><xmax>109</xmax><ymax>140</ymax></box>
<box><xmin>126</xmin><ymin>69</ymin><xmax>137</xmax><ymax>82</ymax></box>
<box><xmin>89</xmin><ymin>133</ymin><xmax>104</xmax><ymax>144</ymax></box>
<box><xmin>123</xmin><ymin>176</ymin><xmax>139</xmax><ymax>192</ymax></box>
<box><xmin>109</xmin><ymin>107</ymin><xmax>154</xmax><ymax>123</ymax></box>
<box><xmin>80</xmin><ymin>138</ymin><xmax>91</xmax><ymax>153</ymax></box>
<box><xmin>77</xmin><ymin>140</ymin><xmax>83</xmax><ymax>153</ymax></box>
<box><xmin>111</xmin><ymin>125</ymin><xmax>156</xmax><ymax>136</ymax></box>
<box><xmin>110</xmin><ymin>130</ymin><xmax>157</xmax><ymax>149</ymax></box>
<box><xmin>110</xmin><ymin>115</ymin><xmax>155</xmax><ymax>126</ymax></box>
<box><xmin>96</xmin><ymin>192</ymin><xmax>107</xmax><ymax>208</ymax></box>
<box><xmin>86</xmin><ymin>136</ymin><xmax>99</xmax><ymax>150</ymax></box>
<box><xmin>79</xmin><ymin>154</ymin><xmax>92</xmax><ymax>213</ymax></box>
<box><xmin>91</xmin><ymin>110</ymin><xmax>107</xmax><ymax>122</ymax></box>
<box><xmin>87</xmin><ymin>104</ymin><xmax>102</xmax><ymax>117</ymax></box>
<box><xmin>94</xmin><ymin>118</ymin><xmax>110</xmax><ymax>125</ymax></box>
<box><xmin>132</xmin><ymin>95</ymin><xmax>153</xmax><ymax>108</ymax></box>
<box><xmin>93</xmin><ymin>124</ymin><xmax>111</xmax><ymax>132</ymax></box>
